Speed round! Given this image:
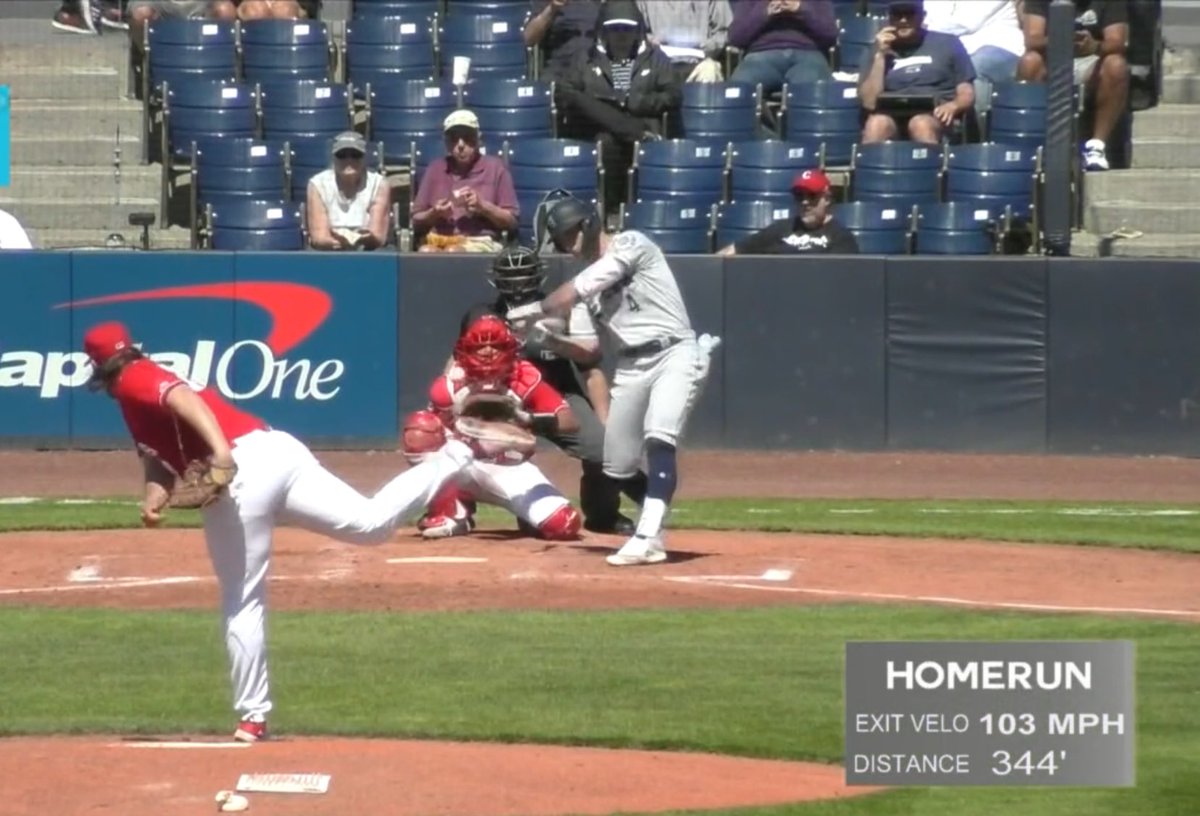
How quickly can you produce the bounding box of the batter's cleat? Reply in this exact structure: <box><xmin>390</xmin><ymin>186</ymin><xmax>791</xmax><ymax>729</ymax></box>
<box><xmin>606</xmin><ymin>534</ymin><xmax>667</xmax><ymax>566</ymax></box>
<box><xmin>420</xmin><ymin>516</ymin><xmax>475</xmax><ymax>539</ymax></box>
<box><xmin>584</xmin><ymin>515</ymin><xmax>637</xmax><ymax>536</ymax></box>
<box><xmin>234</xmin><ymin>720</ymin><xmax>268</xmax><ymax>743</ymax></box>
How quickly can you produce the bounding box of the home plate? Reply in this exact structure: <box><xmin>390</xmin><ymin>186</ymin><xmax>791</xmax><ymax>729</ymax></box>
<box><xmin>386</xmin><ymin>556</ymin><xmax>488</xmax><ymax>564</ymax></box>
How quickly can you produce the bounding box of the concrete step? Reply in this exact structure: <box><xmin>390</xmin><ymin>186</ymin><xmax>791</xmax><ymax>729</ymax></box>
<box><xmin>27</xmin><ymin>227</ymin><xmax>195</xmax><ymax>251</ymax></box>
<box><xmin>1161</xmin><ymin>74</ymin><xmax>1200</xmax><ymax>105</ymax></box>
<box><xmin>1070</xmin><ymin>229</ymin><xmax>1200</xmax><ymax>258</ymax></box>
<box><xmin>10</xmin><ymin>133</ymin><xmax>145</xmax><ymax>167</ymax></box>
<box><xmin>1129</xmin><ymin>138</ymin><xmax>1200</xmax><ymax>169</ymax></box>
<box><xmin>1084</xmin><ymin>200</ymin><xmax>1200</xmax><ymax>235</ymax></box>
<box><xmin>10</xmin><ymin>100</ymin><xmax>144</xmax><ymax>139</ymax></box>
<box><xmin>4</xmin><ymin>66</ymin><xmax>126</xmax><ymax>102</ymax></box>
<box><xmin>1082</xmin><ymin>168</ymin><xmax>1200</xmax><ymax>205</ymax></box>
<box><xmin>1131</xmin><ymin>104</ymin><xmax>1200</xmax><ymax>139</ymax></box>
<box><xmin>0</xmin><ymin>197</ymin><xmax>161</xmax><ymax>231</ymax></box>
<box><xmin>5</xmin><ymin>166</ymin><xmax>161</xmax><ymax>200</ymax></box>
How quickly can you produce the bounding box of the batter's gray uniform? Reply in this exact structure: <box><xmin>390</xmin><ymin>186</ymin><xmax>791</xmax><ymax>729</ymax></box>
<box><xmin>571</xmin><ymin>230</ymin><xmax>715</xmax><ymax>478</ymax></box>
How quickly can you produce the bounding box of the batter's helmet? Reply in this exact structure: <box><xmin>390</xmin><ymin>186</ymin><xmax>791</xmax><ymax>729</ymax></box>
<box><xmin>490</xmin><ymin>244</ymin><xmax>544</xmax><ymax>305</ymax></box>
<box><xmin>454</xmin><ymin>315</ymin><xmax>520</xmax><ymax>387</ymax></box>
<box><xmin>543</xmin><ymin>196</ymin><xmax>602</xmax><ymax>258</ymax></box>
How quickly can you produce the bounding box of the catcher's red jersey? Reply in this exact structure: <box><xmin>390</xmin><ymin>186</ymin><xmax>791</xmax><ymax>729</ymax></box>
<box><xmin>112</xmin><ymin>359</ymin><xmax>267</xmax><ymax>474</ymax></box>
<box><xmin>429</xmin><ymin>359</ymin><xmax>567</xmax><ymax>421</ymax></box>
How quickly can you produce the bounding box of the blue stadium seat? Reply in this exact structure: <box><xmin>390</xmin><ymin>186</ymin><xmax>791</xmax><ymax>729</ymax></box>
<box><xmin>445</xmin><ymin>0</ymin><xmax>528</xmax><ymax>15</ymax></box>
<box><xmin>680</xmin><ymin>82</ymin><xmax>761</xmax><ymax>142</ymax></box>
<box><xmin>353</xmin><ymin>0</ymin><xmax>439</xmax><ymax>18</ymax></box>
<box><xmin>727</xmin><ymin>139</ymin><xmax>824</xmax><ymax>202</ymax></box>
<box><xmin>240</xmin><ymin>19</ymin><xmax>333</xmax><ymax>83</ymax></box>
<box><xmin>345</xmin><ymin>16</ymin><xmax>437</xmax><ymax>94</ymax></box>
<box><xmin>850</xmin><ymin>141</ymin><xmax>944</xmax><ymax>211</ymax></box>
<box><xmin>367</xmin><ymin>80</ymin><xmax>459</xmax><ymax>165</ymax></box>
<box><xmin>190</xmin><ymin>137</ymin><xmax>289</xmax><ymax>246</ymax></box>
<box><xmin>259</xmin><ymin>81</ymin><xmax>353</xmax><ymax>142</ymax></box>
<box><xmin>438</xmin><ymin>14</ymin><xmax>529</xmax><ymax>80</ymax></box>
<box><xmin>988</xmin><ymin>82</ymin><xmax>1047</xmax><ymax>152</ymax></box>
<box><xmin>631</xmin><ymin>139</ymin><xmax>727</xmax><ymax>209</ymax></box>
<box><xmin>945</xmin><ymin>142</ymin><xmax>1040</xmax><ymax>218</ymax></box>
<box><xmin>781</xmin><ymin>81</ymin><xmax>861</xmax><ymax>166</ymax></box>
<box><xmin>143</xmin><ymin>18</ymin><xmax>237</xmax><ymax>98</ymax></box>
<box><xmin>836</xmin><ymin>15</ymin><xmax>883</xmax><ymax>72</ymax></box>
<box><xmin>914</xmin><ymin>202</ymin><xmax>1001</xmax><ymax>255</ymax></box>
<box><xmin>832</xmin><ymin>201</ymin><xmax>912</xmax><ymax>253</ymax></box>
<box><xmin>207</xmin><ymin>198</ymin><xmax>305</xmax><ymax>250</ymax></box>
<box><xmin>461</xmin><ymin>79</ymin><xmax>555</xmax><ymax>141</ymax></box>
<box><xmin>288</xmin><ymin>135</ymin><xmax>385</xmax><ymax>201</ymax></box>
<box><xmin>507</xmin><ymin>138</ymin><xmax>600</xmax><ymax>239</ymax></box>
<box><xmin>620</xmin><ymin>200</ymin><xmax>713</xmax><ymax>253</ymax></box>
<box><xmin>713</xmin><ymin>201</ymin><xmax>793</xmax><ymax>249</ymax></box>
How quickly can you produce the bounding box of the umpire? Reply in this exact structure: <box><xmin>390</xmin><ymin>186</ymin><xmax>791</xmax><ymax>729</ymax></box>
<box><xmin>459</xmin><ymin>245</ymin><xmax>645</xmax><ymax>534</ymax></box>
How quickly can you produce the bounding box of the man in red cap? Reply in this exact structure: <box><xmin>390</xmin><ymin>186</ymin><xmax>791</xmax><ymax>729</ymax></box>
<box><xmin>717</xmin><ymin>169</ymin><xmax>859</xmax><ymax>255</ymax></box>
<box><xmin>83</xmin><ymin>320</ymin><xmax>480</xmax><ymax>743</ymax></box>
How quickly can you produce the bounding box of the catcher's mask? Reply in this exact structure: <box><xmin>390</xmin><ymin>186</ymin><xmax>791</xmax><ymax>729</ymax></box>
<box><xmin>82</xmin><ymin>320</ymin><xmax>144</xmax><ymax>392</ymax></box>
<box><xmin>454</xmin><ymin>315</ymin><xmax>520</xmax><ymax>387</ymax></box>
<box><xmin>490</xmin><ymin>244</ymin><xmax>545</xmax><ymax>305</ymax></box>
<box><xmin>544</xmin><ymin>196</ymin><xmax>602</xmax><ymax>259</ymax></box>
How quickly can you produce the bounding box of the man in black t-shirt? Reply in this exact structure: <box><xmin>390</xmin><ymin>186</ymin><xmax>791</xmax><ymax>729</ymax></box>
<box><xmin>1018</xmin><ymin>0</ymin><xmax>1130</xmax><ymax>171</ymax></box>
<box><xmin>457</xmin><ymin>245</ymin><xmax>646</xmax><ymax>535</ymax></box>
<box><xmin>717</xmin><ymin>169</ymin><xmax>859</xmax><ymax>256</ymax></box>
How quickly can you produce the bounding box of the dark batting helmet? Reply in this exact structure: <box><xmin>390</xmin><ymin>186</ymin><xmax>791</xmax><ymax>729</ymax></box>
<box><xmin>489</xmin><ymin>244</ymin><xmax>544</xmax><ymax>305</ymax></box>
<box><xmin>543</xmin><ymin>196</ymin><xmax>602</xmax><ymax>258</ymax></box>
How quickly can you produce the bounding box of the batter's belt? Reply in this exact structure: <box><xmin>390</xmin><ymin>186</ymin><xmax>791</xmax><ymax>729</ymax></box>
<box><xmin>618</xmin><ymin>336</ymin><xmax>685</xmax><ymax>360</ymax></box>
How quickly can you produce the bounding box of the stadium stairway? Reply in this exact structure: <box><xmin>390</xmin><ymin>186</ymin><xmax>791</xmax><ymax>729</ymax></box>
<box><xmin>1</xmin><ymin>19</ymin><xmax>191</xmax><ymax>250</ymax></box>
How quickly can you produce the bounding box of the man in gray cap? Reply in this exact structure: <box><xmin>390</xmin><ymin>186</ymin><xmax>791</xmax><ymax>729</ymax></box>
<box><xmin>305</xmin><ymin>131</ymin><xmax>392</xmax><ymax>251</ymax></box>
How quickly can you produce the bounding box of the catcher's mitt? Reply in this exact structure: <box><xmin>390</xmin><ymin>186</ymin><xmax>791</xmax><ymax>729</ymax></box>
<box><xmin>455</xmin><ymin>391</ymin><xmax>529</xmax><ymax>423</ymax></box>
<box><xmin>453</xmin><ymin>416</ymin><xmax>537</xmax><ymax>465</ymax></box>
<box><xmin>168</xmin><ymin>458</ymin><xmax>238</xmax><ymax>509</ymax></box>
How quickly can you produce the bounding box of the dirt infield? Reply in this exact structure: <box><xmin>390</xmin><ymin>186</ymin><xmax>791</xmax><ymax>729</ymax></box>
<box><xmin>1</xmin><ymin>448</ymin><xmax>1198</xmax><ymax>815</ymax></box>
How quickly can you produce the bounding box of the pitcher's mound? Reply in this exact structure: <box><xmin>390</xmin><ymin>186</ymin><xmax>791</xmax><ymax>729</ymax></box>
<box><xmin>1</xmin><ymin>736</ymin><xmax>877</xmax><ymax>815</ymax></box>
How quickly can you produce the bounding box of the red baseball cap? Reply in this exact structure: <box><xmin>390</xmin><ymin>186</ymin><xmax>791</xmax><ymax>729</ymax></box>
<box><xmin>83</xmin><ymin>321</ymin><xmax>134</xmax><ymax>366</ymax></box>
<box><xmin>792</xmin><ymin>169</ymin><xmax>831</xmax><ymax>197</ymax></box>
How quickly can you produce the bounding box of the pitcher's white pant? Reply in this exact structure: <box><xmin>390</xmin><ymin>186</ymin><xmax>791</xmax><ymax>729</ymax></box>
<box><xmin>201</xmin><ymin>428</ymin><xmax>471</xmax><ymax>721</ymax></box>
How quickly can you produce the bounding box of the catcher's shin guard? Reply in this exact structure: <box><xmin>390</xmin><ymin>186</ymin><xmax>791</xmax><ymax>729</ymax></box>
<box><xmin>536</xmin><ymin>504</ymin><xmax>582</xmax><ymax>541</ymax></box>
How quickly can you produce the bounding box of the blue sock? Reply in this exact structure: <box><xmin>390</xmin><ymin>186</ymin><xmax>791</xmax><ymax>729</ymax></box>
<box><xmin>636</xmin><ymin>440</ymin><xmax>677</xmax><ymax>538</ymax></box>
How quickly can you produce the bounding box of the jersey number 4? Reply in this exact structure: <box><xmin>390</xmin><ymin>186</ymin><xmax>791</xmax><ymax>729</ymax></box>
<box><xmin>624</xmin><ymin>290</ymin><xmax>641</xmax><ymax>311</ymax></box>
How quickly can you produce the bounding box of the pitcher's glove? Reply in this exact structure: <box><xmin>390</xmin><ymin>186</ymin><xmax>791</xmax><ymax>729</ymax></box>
<box><xmin>168</xmin><ymin>458</ymin><xmax>238</xmax><ymax>509</ymax></box>
<box><xmin>453</xmin><ymin>416</ymin><xmax>537</xmax><ymax>465</ymax></box>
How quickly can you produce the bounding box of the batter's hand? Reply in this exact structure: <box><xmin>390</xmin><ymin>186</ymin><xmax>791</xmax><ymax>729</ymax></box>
<box><xmin>506</xmin><ymin>301</ymin><xmax>545</xmax><ymax>331</ymax></box>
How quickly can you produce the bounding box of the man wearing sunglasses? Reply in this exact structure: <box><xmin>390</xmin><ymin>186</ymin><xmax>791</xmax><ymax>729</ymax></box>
<box><xmin>858</xmin><ymin>0</ymin><xmax>976</xmax><ymax>145</ymax></box>
<box><xmin>717</xmin><ymin>169</ymin><xmax>858</xmax><ymax>255</ymax></box>
<box><xmin>305</xmin><ymin>130</ymin><xmax>392</xmax><ymax>251</ymax></box>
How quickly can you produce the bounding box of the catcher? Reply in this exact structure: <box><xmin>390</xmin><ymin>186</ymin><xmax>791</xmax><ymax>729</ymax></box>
<box><xmin>83</xmin><ymin>320</ymin><xmax>485</xmax><ymax>743</ymax></box>
<box><xmin>403</xmin><ymin>314</ymin><xmax>584</xmax><ymax>540</ymax></box>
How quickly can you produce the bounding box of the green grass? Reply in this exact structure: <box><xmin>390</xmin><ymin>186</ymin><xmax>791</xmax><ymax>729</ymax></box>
<box><xmin>0</xmin><ymin>605</ymin><xmax>1196</xmax><ymax>815</ymax></box>
<box><xmin>5</xmin><ymin>497</ymin><xmax>1200</xmax><ymax>552</ymax></box>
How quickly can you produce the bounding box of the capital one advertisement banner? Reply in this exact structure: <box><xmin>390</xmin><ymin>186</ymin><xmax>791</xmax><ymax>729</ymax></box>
<box><xmin>0</xmin><ymin>252</ymin><xmax>399</xmax><ymax>446</ymax></box>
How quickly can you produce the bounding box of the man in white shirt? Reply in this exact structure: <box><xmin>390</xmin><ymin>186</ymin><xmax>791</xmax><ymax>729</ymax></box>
<box><xmin>923</xmin><ymin>0</ymin><xmax>1023</xmax><ymax>110</ymax></box>
<box><xmin>0</xmin><ymin>209</ymin><xmax>33</xmax><ymax>250</ymax></box>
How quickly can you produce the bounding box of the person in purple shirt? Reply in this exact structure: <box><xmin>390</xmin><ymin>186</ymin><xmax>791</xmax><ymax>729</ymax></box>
<box><xmin>727</xmin><ymin>0</ymin><xmax>836</xmax><ymax>94</ymax></box>
<box><xmin>411</xmin><ymin>110</ymin><xmax>519</xmax><ymax>250</ymax></box>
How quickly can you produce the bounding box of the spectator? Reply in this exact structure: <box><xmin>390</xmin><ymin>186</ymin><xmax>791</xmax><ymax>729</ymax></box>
<box><xmin>305</xmin><ymin>131</ymin><xmax>391</xmax><ymax>252</ymax></box>
<box><xmin>727</xmin><ymin>0</ymin><xmax>837</xmax><ymax>95</ymax></box>
<box><xmin>0</xmin><ymin>209</ymin><xmax>34</xmax><ymax>250</ymax></box>
<box><xmin>236</xmin><ymin>0</ymin><xmax>305</xmax><ymax>20</ymax></box>
<box><xmin>858</xmin><ymin>0</ymin><xmax>975</xmax><ymax>145</ymax></box>
<box><xmin>411</xmin><ymin>110</ymin><xmax>519</xmax><ymax>253</ymax></box>
<box><xmin>52</xmin><ymin>0</ymin><xmax>125</xmax><ymax>33</ymax></box>
<box><xmin>717</xmin><ymin>169</ymin><xmax>858</xmax><ymax>254</ymax></box>
<box><xmin>1018</xmin><ymin>0</ymin><xmax>1129</xmax><ymax>171</ymax></box>
<box><xmin>923</xmin><ymin>0</ymin><xmax>1023</xmax><ymax>111</ymax></box>
<box><xmin>525</xmin><ymin>0</ymin><xmax>604</xmax><ymax>81</ymax></box>
<box><xmin>557</xmin><ymin>0</ymin><xmax>681</xmax><ymax>210</ymax></box>
<box><xmin>127</xmin><ymin>1</ymin><xmax>236</xmax><ymax>58</ymax></box>
<box><xmin>637</xmin><ymin>0</ymin><xmax>734</xmax><ymax>85</ymax></box>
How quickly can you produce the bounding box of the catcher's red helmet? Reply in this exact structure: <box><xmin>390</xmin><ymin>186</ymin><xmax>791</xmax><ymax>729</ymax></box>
<box><xmin>454</xmin><ymin>315</ymin><xmax>519</xmax><ymax>386</ymax></box>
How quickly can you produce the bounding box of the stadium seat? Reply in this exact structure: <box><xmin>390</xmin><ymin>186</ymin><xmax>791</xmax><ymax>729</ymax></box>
<box><xmin>189</xmin><ymin>137</ymin><xmax>290</xmax><ymax>247</ymax></box>
<box><xmin>620</xmin><ymin>200</ymin><xmax>714</xmax><ymax>253</ymax></box>
<box><xmin>239</xmin><ymin>19</ymin><xmax>334</xmax><ymax>83</ymax></box>
<box><xmin>141</xmin><ymin>17</ymin><xmax>237</xmax><ymax>99</ymax></box>
<box><xmin>287</xmin><ymin>135</ymin><xmax>385</xmax><ymax>201</ymax></box>
<box><xmin>367</xmin><ymin>80</ymin><xmax>459</xmax><ymax>166</ymax></box>
<box><xmin>781</xmin><ymin>81</ymin><xmax>861</xmax><ymax>166</ymax></box>
<box><xmin>461</xmin><ymin>79</ymin><xmax>555</xmax><ymax>142</ymax></box>
<box><xmin>630</xmin><ymin>139</ymin><xmax>727</xmax><ymax>209</ymax></box>
<box><xmin>679</xmin><ymin>82</ymin><xmax>761</xmax><ymax>142</ymax></box>
<box><xmin>445</xmin><ymin>0</ymin><xmax>528</xmax><ymax>15</ymax></box>
<box><xmin>507</xmin><ymin>138</ymin><xmax>600</xmax><ymax>240</ymax></box>
<box><xmin>345</xmin><ymin>16</ymin><xmax>438</xmax><ymax>95</ymax></box>
<box><xmin>713</xmin><ymin>201</ymin><xmax>793</xmax><ymax>249</ymax></box>
<box><xmin>352</xmin><ymin>0</ymin><xmax>439</xmax><ymax>18</ymax></box>
<box><xmin>835</xmin><ymin>15</ymin><xmax>883</xmax><ymax>73</ymax></box>
<box><xmin>831</xmin><ymin>201</ymin><xmax>912</xmax><ymax>253</ymax></box>
<box><xmin>206</xmin><ymin>198</ymin><xmax>305</xmax><ymax>251</ymax></box>
<box><xmin>987</xmin><ymin>82</ymin><xmax>1047</xmax><ymax>152</ymax></box>
<box><xmin>438</xmin><ymin>13</ymin><xmax>529</xmax><ymax>80</ymax></box>
<box><xmin>727</xmin><ymin>139</ymin><xmax>824</xmax><ymax>202</ymax></box>
<box><xmin>944</xmin><ymin>142</ymin><xmax>1041</xmax><ymax>219</ymax></box>
<box><xmin>914</xmin><ymin>202</ymin><xmax>1003</xmax><ymax>255</ymax></box>
<box><xmin>259</xmin><ymin>81</ymin><xmax>353</xmax><ymax>142</ymax></box>
<box><xmin>850</xmin><ymin>141</ymin><xmax>944</xmax><ymax>211</ymax></box>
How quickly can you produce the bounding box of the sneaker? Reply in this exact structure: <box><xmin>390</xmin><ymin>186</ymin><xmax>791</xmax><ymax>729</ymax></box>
<box><xmin>1083</xmin><ymin>139</ymin><xmax>1109</xmax><ymax>172</ymax></box>
<box><xmin>606</xmin><ymin>534</ymin><xmax>667</xmax><ymax>566</ymax></box>
<box><xmin>233</xmin><ymin>720</ymin><xmax>268</xmax><ymax>743</ymax></box>
<box><xmin>419</xmin><ymin>515</ymin><xmax>475</xmax><ymax>539</ymax></box>
<box><xmin>51</xmin><ymin>9</ymin><xmax>97</xmax><ymax>34</ymax></box>
<box><xmin>101</xmin><ymin>2</ymin><xmax>128</xmax><ymax>30</ymax></box>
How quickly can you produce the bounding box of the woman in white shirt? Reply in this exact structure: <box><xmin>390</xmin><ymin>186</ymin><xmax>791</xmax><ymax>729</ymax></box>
<box><xmin>305</xmin><ymin>131</ymin><xmax>391</xmax><ymax>251</ymax></box>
